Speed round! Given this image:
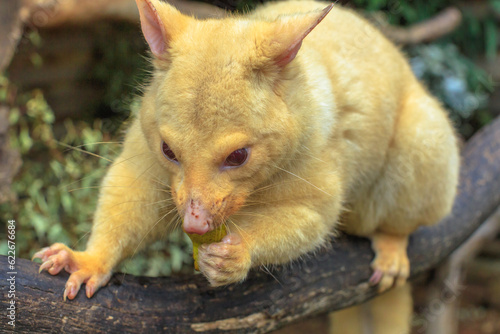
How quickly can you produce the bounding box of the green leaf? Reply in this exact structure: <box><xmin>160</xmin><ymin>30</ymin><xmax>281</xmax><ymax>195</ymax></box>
<box><xmin>169</xmin><ymin>245</ymin><xmax>184</xmax><ymax>272</ymax></box>
<box><xmin>484</xmin><ymin>19</ymin><xmax>498</xmax><ymax>60</ymax></box>
<box><xmin>19</xmin><ymin>127</ymin><xmax>33</xmax><ymax>152</ymax></box>
<box><xmin>32</xmin><ymin>213</ymin><xmax>49</xmax><ymax>239</ymax></box>
<box><xmin>491</xmin><ymin>0</ymin><xmax>500</xmax><ymax>13</ymax></box>
<box><xmin>61</xmin><ymin>192</ymin><xmax>73</xmax><ymax>214</ymax></box>
<box><xmin>8</xmin><ymin>108</ymin><xmax>20</xmax><ymax>125</ymax></box>
<box><xmin>30</xmin><ymin>53</ymin><xmax>43</xmax><ymax>68</ymax></box>
<box><xmin>0</xmin><ymin>243</ymin><xmax>8</xmax><ymax>256</ymax></box>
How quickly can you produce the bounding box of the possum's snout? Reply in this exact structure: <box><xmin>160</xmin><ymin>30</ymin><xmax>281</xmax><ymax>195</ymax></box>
<box><xmin>183</xmin><ymin>199</ymin><xmax>213</xmax><ymax>235</ymax></box>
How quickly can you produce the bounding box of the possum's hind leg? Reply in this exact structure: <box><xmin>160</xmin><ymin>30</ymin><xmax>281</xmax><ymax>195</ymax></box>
<box><xmin>365</xmin><ymin>85</ymin><xmax>459</xmax><ymax>290</ymax></box>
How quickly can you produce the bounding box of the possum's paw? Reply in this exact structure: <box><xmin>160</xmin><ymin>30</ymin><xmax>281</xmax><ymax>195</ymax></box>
<box><xmin>198</xmin><ymin>233</ymin><xmax>251</xmax><ymax>287</ymax></box>
<box><xmin>368</xmin><ymin>233</ymin><xmax>410</xmax><ymax>292</ymax></box>
<box><xmin>32</xmin><ymin>243</ymin><xmax>111</xmax><ymax>300</ymax></box>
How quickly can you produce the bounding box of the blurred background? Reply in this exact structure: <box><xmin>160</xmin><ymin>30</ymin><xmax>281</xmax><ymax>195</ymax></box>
<box><xmin>0</xmin><ymin>0</ymin><xmax>499</xmax><ymax>333</ymax></box>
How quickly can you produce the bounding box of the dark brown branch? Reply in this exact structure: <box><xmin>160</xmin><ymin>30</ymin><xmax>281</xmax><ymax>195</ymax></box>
<box><xmin>0</xmin><ymin>0</ymin><xmax>23</xmax><ymax>71</ymax></box>
<box><xmin>20</xmin><ymin>0</ymin><xmax>226</xmax><ymax>28</ymax></box>
<box><xmin>379</xmin><ymin>7</ymin><xmax>463</xmax><ymax>45</ymax></box>
<box><xmin>1</xmin><ymin>116</ymin><xmax>500</xmax><ymax>333</ymax></box>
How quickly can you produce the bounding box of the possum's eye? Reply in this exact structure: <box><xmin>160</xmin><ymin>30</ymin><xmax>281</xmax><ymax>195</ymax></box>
<box><xmin>223</xmin><ymin>148</ymin><xmax>249</xmax><ymax>168</ymax></box>
<box><xmin>161</xmin><ymin>141</ymin><xmax>178</xmax><ymax>163</ymax></box>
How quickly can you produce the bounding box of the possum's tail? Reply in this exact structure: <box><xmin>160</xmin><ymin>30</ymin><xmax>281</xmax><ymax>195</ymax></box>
<box><xmin>329</xmin><ymin>284</ymin><xmax>412</xmax><ymax>334</ymax></box>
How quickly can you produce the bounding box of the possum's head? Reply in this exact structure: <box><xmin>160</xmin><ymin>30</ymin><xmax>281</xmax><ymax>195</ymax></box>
<box><xmin>135</xmin><ymin>0</ymin><xmax>331</xmax><ymax>234</ymax></box>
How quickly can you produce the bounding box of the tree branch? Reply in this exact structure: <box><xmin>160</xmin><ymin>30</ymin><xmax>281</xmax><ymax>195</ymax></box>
<box><xmin>0</xmin><ymin>0</ymin><xmax>23</xmax><ymax>71</ymax></box>
<box><xmin>378</xmin><ymin>7</ymin><xmax>463</xmax><ymax>45</ymax></box>
<box><xmin>0</xmin><ymin>0</ymin><xmax>227</xmax><ymax>72</ymax></box>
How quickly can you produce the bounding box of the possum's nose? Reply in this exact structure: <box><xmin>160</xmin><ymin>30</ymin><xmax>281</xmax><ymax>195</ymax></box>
<box><xmin>183</xmin><ymin>199</ymin><xmax>212</xmax><ymax>235</ymax></box>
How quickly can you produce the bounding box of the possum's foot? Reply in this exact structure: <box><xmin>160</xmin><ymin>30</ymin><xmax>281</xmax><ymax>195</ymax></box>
<box><xmin>32</xmin><ymin>243</ymin><xmax>112</xmax><ymax>300</ymax></box>
<box><xmin>368</xmin><ymin>233</ymin><xmax>409</xmax><ymax>292</ymax></box>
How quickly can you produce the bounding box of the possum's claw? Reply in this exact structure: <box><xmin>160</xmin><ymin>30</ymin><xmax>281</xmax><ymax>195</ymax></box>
<box><xmin>369</xmin><ymin>233</ymin><xmax>410</xmax><ymax>292</ymax></box>
<box><xmin>33</xmin><ymin>243</ymin><xmax>112</xmax><ymax>300</ymax></box>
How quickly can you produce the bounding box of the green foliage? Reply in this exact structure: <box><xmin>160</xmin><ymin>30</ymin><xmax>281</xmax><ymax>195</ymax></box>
<box><xmin>0</xmin><ymin>76</ymin><xmax>110</xmax><ymax>256</ymax></box>
<box><xmin>353</xmin><ymin>0</ymin><xmax>447</xmax><ymax>25</ymax></box>
<box><xmin>453</xmin><ymin>1</ymin><xmax>500</xmax><ymax>60</ymax></box>
<box><xmin>91</xmin><ymin>22</ymin><xmax>150</xmax><ymax>125</ymax></box>
<box><xmin>408</xmin><ymin>44</ymin><xmax>494</xmax><ymax>137</ymax></box>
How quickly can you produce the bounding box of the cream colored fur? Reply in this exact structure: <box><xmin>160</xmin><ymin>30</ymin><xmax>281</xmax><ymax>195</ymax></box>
<box><xmin>34</xmin><ymin>1</ymin><xmax>459</xmax><ymax>331</ymax></box>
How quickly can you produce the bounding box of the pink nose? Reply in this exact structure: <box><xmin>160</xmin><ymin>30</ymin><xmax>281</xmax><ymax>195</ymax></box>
<box><xmin>183</xmin><ymin>199</ymin><xmax>212</xmax><ymax>235</ymax></box>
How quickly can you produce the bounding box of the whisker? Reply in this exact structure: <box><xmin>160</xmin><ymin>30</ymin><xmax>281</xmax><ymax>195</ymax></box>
<box><xmin>59</xmin><ymin>152</ymin><xmax>148</xmax><ymax>191</ymax></box>
<box><xmin>71</xmin><ymin>199</ymin><xmax>176</xmax><ymax>249</ymax></box>
<box><xmin>165</xmin><ymin>212</ymin><xmax>182</xmax><ymax>235</ymax></box>
<box><xmin>150</xmin><ymin>177</ymin><xmax>172</xmax><ymax>190</ymax></box>
<box><xmin>247</xmin><ymin>179</ymin><xmax>301</xmax><ymax>195</ymax></box>
<box><xmin>56</xmin><ymin>141</ymin><xmax>113</xmax><ymax>163</ymax></box>
<box><xmin>260</xmin><ymin>264</ymin><xmax>282</xmax><ymax>286</ymax></box>
<box><xmin>271</xmin><ymin>164</ymin><xmax>332</xmax><ymax>197</ymax></box>
<box><xmin>65</xmin><ymin>141</ymin><xmax>122</xmax><ymax>150</ymax></box>
<box><xmin>106</xmin><ymin>198</ymin><xmax>173</xmax><ymax>210</ymax></box>
<box><xmin>300</xmin><ymin>145</ymin><xmax>328</xmax><ymax>164</ymax></box>
<box><xmin>67</xmin><ymin>185</ymin><xmax>170</xmax><ymax>193</ymax></box>
<box><xmin>226</xmin><ymin>218</ymin><xmax>251</xmax><ymax>248</ymax></box>
<box><xmin>60</xmin><ymin>141</ymin><xmax>173</xmax><ymax>192</ymax></box>
<box><xmin>232</xmin><ymin>212</ymin><xmax>267</xmax><ymax>219</ymax></box>
<box><xmin>130</xmin><ymin>162</ymin><xmax>157</xmax><ymax>186</ymax></box>
<box><xmin>130</xmin><ymin>206</ymin><xmax>178</xmax><ymax>260</ymax></box>
<box><xmin>221</xmin><ymin>220</ymin><xmax>228</xmax><ymax>235</ymax></box>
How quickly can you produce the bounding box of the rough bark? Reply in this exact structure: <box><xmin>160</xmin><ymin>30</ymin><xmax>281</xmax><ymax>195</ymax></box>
<box><xmin>1</xmin><ymin>116</ymin><xmax>499</xmax><ymax>333</ymax></box>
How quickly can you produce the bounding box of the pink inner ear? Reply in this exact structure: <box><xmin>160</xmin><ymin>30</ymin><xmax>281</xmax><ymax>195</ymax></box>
<box><xmin>275</xmin><ymin>40</ymin><xmax>303</xmax><ymax>67</ymax></box>
<box><xmin>138</xmin><ymin>0</ymin><xmax>167</xmax><ymax>57</ymax></box>
<box><xmin>274</xmin><ymin>4</ymin><xmax>334</xmax><ymax>67</ymax></box>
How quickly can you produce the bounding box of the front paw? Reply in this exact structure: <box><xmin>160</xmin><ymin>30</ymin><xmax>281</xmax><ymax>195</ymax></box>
<box><xmin>197</xmin><ymin>234</ymin><xmax>251</xmax><ymax>287</ymax></box>
<box><xmin>32</xmin><ymin>243</ymin><xmax>111</xmax><ymax>300</ymax></box>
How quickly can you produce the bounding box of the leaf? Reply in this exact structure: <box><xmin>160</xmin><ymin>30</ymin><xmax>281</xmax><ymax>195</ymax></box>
<box><xmin>32</xmin><ymin>213</ymin><xmax>49</xmax><ymax>239</ymax></box>
<box><xmin>484</xmin><ymin>19</ymin><xmax>498</xmax><ymax>60</ymax></box>
<box><xmin>491</xmin><ymin>0</ymin><xmax>500</xmax><ymax>13</ymax></box>
<box><xmin>19</xmin><ymin>127</ymin><xmax>33</xmax><ymax>152</ymax></box>
<box><xmin>169</xmin><ymin>245</ymin><xmax>184</xmax><ymax>272</ymax></box>
<box><xmin>8</xmin><ymin>108</ymin><xmax>20</xmax><ymax>125</ymax></box>
<box><xmin>50</xmin><ymin>161</ymin><xmax>64</xmax><ymax>178</ymax></box>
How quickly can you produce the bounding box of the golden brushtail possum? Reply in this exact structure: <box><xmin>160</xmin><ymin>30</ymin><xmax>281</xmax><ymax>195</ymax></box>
<box><xmin>33</xmin><ymin>1</ymin><xmax>459</xmax><ymax>332</ymax></box>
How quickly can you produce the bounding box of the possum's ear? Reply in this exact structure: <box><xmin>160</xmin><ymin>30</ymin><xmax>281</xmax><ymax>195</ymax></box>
<box><xmin>135</xmin><ymin>0</ymin><xmax>189</xmax><ymax>58</ymax></box>
<box><xmin>258</xmin><ymin>4</ymin><xmax>333</xmax><ymax>68</ymax></box>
